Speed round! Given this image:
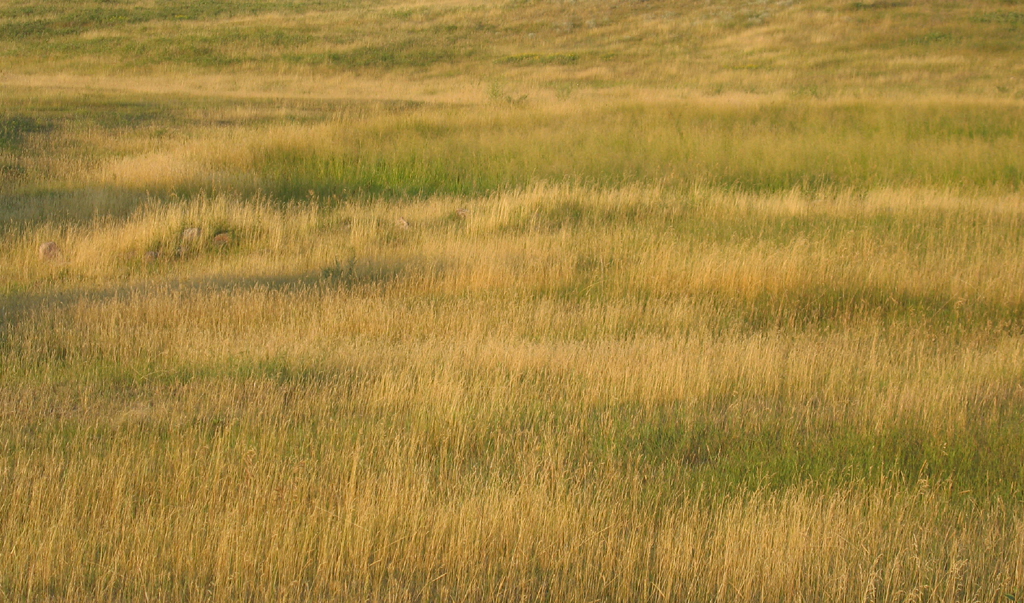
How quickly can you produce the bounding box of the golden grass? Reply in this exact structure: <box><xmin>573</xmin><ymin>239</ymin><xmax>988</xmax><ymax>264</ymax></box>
<box><xmin>4</xmin><ymin>465</ymin><xmax>1021</xmax><ymax>601</ymax></box>
<box><xmin>2</xmin><ymin>187</ymin><xmax>1023</xmax><ymax>599</ymax></box>
<box><xmin>3</xmin><ymin>0</ymin><xmax>1024</xmax><ymax>599</ymax></box>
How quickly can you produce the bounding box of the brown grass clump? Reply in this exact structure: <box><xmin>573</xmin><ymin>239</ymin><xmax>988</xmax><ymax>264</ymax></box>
<box><xmin>182</xmin><ymin>227</ymin><xmax>202</xmax><ymax>244</ymax></box>
<box><xmin>37</xmin><ymin>241</ymin><xmax>61</xmax><ymax>261</ymax></box>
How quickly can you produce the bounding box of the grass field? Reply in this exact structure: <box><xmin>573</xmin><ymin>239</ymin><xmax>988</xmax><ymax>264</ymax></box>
<box><xmin>2</xmin><ymin>0</ymin><xmax>1024</xmax><ymax>601</ymax></box>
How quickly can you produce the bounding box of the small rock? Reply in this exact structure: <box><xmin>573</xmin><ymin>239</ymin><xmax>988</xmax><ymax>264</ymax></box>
<box><xmin>395</xmin><ymin>217</ymin><xmax>411</xmax><ymax>230</ymax></box>
<box><xmin>38</xmin><ymin>241</ymin><xmax>62</xmax><ymax>261</ymax></box>
<box><xmin>182</xmin><ymin>227</ymin><xmax>202</xmax><ymax>243</ymax></box>
<box><xmin>212</xmin><ymin>232</ymin><xmax>232</xmax><ymax>247</ymax></box>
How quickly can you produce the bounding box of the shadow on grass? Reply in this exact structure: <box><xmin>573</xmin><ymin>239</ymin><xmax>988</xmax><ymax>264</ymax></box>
<box><xmin>0</xmin><ymin>255</ymin><xmax>416</xmax><ymax>336</ymax></box>
<box><xmin>735</xmin><ymin>285</ymin><xmax>1024</xmax><ymax>334</ymax></box>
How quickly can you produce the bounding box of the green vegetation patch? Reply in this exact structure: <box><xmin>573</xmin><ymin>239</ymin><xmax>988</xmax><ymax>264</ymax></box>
<box><xmin>0</xmin><ymin>115</ymin><xmax>51</xmax><ymax>149</ymax></box>
<box><xmin>497</xmin><ymin>53</ymin><xmax>581</xmax><ymax>66</ymax></box>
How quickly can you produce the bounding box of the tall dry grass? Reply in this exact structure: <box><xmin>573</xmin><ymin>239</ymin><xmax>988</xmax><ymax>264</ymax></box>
<box><xmin>3</xmin><ymin>0</ymin><xmax>1024</xmax><ymax>599</ymax></box>
<box><xmin>2</xmin><ymin>187</ymin><xmax>1023</xmax><ymax>600</ymax></box>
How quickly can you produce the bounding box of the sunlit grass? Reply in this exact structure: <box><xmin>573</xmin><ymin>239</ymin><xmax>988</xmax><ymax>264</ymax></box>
<box><xmin>3</xmin><ymin>187</ymin><xmax>1024</xmax><ymax>599</ymax></box>
<box><xmin>3</xmin><ymin>0</ymin><xmax>1024</xmax><ymax>600</ymax></box>
<box><xmin>4</xmin><ymin>96</ymin><xmax>1024</xmax><ymax>209</ymax></box>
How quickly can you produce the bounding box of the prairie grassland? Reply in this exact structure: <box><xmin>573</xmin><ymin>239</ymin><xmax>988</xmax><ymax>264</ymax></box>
<box><xmin>3</xmin><ymin>0</ymin><xmax>1024</xmax><ymax>96</ymax></box>
<box><xmin>3</xmin><ymin>187</ymin><xmax>1024</xmax><ymax>600</ymax></box>
<box><xmin>2</xmin><ymin>0</ymin><xmax>1024</xmax><ymax>601</ymax></box>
